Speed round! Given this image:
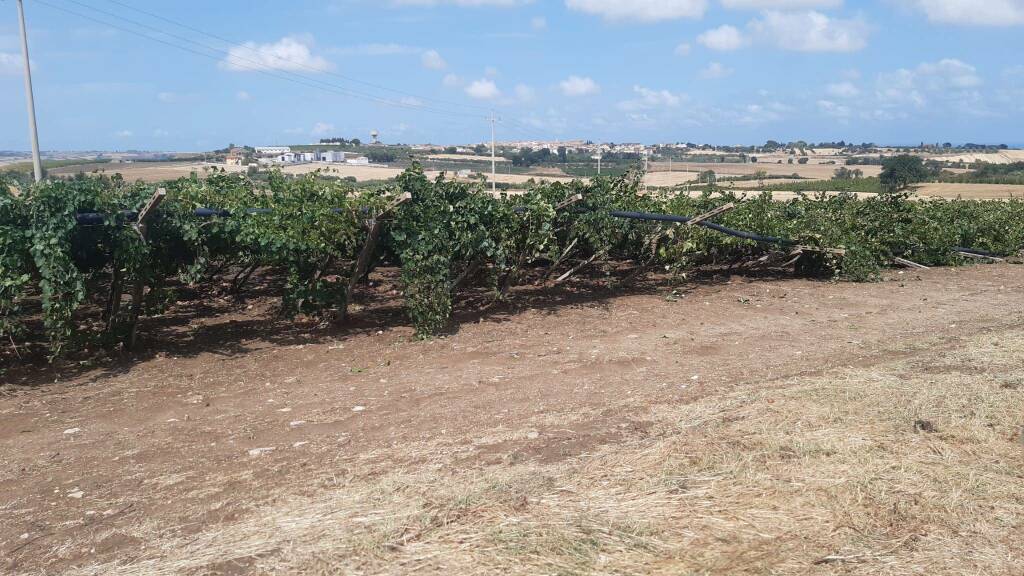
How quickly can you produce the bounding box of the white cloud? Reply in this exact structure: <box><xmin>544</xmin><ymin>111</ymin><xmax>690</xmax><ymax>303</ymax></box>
<box><xmin>442</xmin><ymin>73</ymin><xmax>463</xmax><ymax>87</ymax></box>
<box><xmin>565</xmin><ymin>0</ymin><xmax>708</xmax><ymax>22</ymax></box>
<box><xmin>876</xmin><ymin>59</ymin><xmax>982</xmax><ymax>108</ymax></box>
<box><xmin>466</xmin><ymin>78</ymin><xmax>501</xmax><ymax>99</ymax></box>
<box><xmin>531</xmin><ymin>16</ymin><xmax>548</xmax><ymax>30</ymax></box>
<box><xmin>697</xmin><ymin>25</ymin><xmax>747</xmax><ymax>50</ymax></box>
<box><xmin>391</xmin><ymin>0</ymin><xmax>531</xmax><ymax>5</ymax></box>
<box><xmin>311</xmin><ymin>122</ymin><xmax>335</xmax><ymax>136</ymax></box>
<box><xmin>400</xmin><ymin>96</ymin><xmax>424</xmax><ymax>106</ymax></box>
<box><xmin>674</xmin><ymin>43</ymin><xmax>692</xmax><ymax>56</ymax></box>
<box><xmin>700</xmin><ymin>62</ymin><xmax>733</xmax><ymax>79</ymax></box>
<box><xmin>826</xmin><ymin>81</ymin><xmax>859</xmax><ymax>98</ymax></box>
<box><xmin>750</xmin><ymin>10</ymin><xmax>868</xmax><ymax>52</ymax></box>
<box><xmin>221</xmin><ymin>36</ymin><xmax>332</xmax><ymax>72</ymax></box>
<box><xmin>817</xmin><ymin>99</ymin><xmax>851</xmax><ymax>118</ymax></box>
<box><xmin>618</xmin><ymin>85</ymin><xmax>685</xmax><ymax>111</ymax></box>
<box><xmin>514</xmin><ymin>83</ymin><xmax>536</xmax><ymax>102</ymax></box>
<box><xmin>1005</xmin><ymin>65</ymin><xmax>1024</xmax><ymax>84</ymax></box>
<box><xmin>115</xmin><ymin>130</ymin><xmax>133</xmax><ymax>138</ymax></box>
<box><xmin>902</xmin><ymin>0</ymin><xmax>1024</xmax><ymax>26</ymax></box>
<box><xmin>914</xmin><ymin>59</ymin><xmax>982</xmax><ymax>89</ymax></box>
<box><xmin>737</xmin><ymin>102</ymin><xmax>791</xmax><ymax>124</ymax></box>
<box><xmin>720</xmin><ymin>0</ymin><xmax>842</xmax><ymax>8</ymax></box>
<box><xmin>485</xmin><ymin>65</ymin><xmax>499</xmax><ymax>77</ymax></box>
<box><xmin>421</xmin><ymin>49</ymin><xmax>447</xmax><ymax>69</ymax></box>
<box><xmin>0</xmin><ymin>52</ymin><xmax>20</xmax><ymax>75</ymax></box>
<box><xmin>236</xmin><ymin>90</ymin><xmax>252</xmax><ymax>101</ymax></box>
<box><xmin>559</xmin><ymin>75</ymin><xmax>600</xmax><ymax>96</ymax></box>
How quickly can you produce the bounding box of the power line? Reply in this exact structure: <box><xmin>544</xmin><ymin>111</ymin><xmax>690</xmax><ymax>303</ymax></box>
<box><xmin>35</xmin><ymin>0</ymin><xmax>485</xmax><ymax>121</ymax></box>
<box><xmin>99</xmin><ymin>0</ymin><xmax>494</xmax><ymax>114</ymax></box>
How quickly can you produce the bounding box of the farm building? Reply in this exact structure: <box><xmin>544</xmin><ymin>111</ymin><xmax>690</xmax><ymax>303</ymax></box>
<box><xmin>255</xmin><ymin>146</ymin><xmax>290</xmax><ymax>155</ymax></box>
<box><xmin>320</xmin><ymin>150</ymin><xmax>346</xmax><ymax>163</ymax></box>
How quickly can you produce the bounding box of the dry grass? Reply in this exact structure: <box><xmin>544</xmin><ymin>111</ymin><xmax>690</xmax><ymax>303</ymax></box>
<box><xmin>57</xmin><ymin>328</ymin><xmax>1024</xmax><ymax>576</ymax></box>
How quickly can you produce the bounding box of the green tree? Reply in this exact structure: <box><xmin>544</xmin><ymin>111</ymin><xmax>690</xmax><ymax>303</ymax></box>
<box><xmin>880</xmin><ymin>155</ymin><xmax>930</xmax><ymax>192</ymax></box>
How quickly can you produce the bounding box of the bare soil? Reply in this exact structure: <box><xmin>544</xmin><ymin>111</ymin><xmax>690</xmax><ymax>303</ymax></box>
<box><xmin>2</xmin><ymin>263</ymin><xmax>1023</xmax><ymax>574</ymax></box>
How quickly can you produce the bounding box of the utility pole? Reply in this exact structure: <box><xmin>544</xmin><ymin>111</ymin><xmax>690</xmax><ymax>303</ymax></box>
<box><xmin>16</xmin><ymin>0</ymin><xmax>43</xmax><ymax>182</ymax></box>
<box><xmin>643</xmin><ymin>149</ymin><xmax>649</xmax><ymax>194</ymax></box>
<box><xmin>489</xmin><ymin>112</ymin><xmax>497</xmax><ymax>193</ymax></box>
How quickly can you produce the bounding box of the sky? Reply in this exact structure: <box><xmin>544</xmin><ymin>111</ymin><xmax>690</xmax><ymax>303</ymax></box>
<box><xmin>1</xmin><ymin>0</ymin><xmax>1023</xmax><ymax>151</ymax></box>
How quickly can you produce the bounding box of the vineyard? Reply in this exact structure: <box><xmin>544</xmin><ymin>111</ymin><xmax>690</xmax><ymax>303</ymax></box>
<box><xmin>1</xmin><ymin>165</ymin><xmax>1023</xmax><ymax>360</ymax></box>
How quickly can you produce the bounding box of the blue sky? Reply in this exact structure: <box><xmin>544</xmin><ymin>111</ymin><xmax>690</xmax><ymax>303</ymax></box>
<box><xmin>1</xmin><ymin>0</ymin><xmax>1023</xmax><ymax>151</ymax></box>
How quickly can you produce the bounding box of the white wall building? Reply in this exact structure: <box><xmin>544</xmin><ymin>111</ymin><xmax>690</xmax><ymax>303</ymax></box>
<box><xmin>320</xmin><ymin>150</ymin><xmax>346</xmax><ymax>163</ymax></box>
<box><xmin>256</xmin><ymin>146</ymin><xmax>291</xmax><ymax>155</ymax></box>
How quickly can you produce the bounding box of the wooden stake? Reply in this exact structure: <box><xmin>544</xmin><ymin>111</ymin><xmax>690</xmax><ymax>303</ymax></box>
<box><xmin>555</xmin><ymin>193</ymin><xmax>584</xmax><ymax>211</ymax></box>
<box><xmin>554</xmin><ymin>249</ymin><xmax>608</xmax><ymax>285</ymax></box>
<box><xmin>342</xmin><ymin>193</ymin><xmax>411</xmax><ymax>319</ymax></box>
<box><xmin>125</xmin><ymin>188</ymin><xmax>165</xmax><ymax>350</ymax></box>
<box><xmin>686</xmin><ymin>202</ymin><xmax>735</xmax><ymax>227</ymax></box>
<box><xmin>956</xmin><ymin>251</ymin><xmax>1004</xmax><ymax>262</ymax></box>
<box><xmin>793</xmin><ymin>245</ymin><xmax>846</xmax><ymax>256</ymax></box>
<box><xmin>132</xmin><ymin>188</ymin><xmax>166</xmax><ymax>242</ymax></box>
<box><xmin>894</xmin><ymin>257</ymin><xmax>929</xmax><ymax>269</ymax></box>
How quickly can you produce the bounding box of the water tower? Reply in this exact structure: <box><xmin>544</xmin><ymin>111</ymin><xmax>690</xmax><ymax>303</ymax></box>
<box><xmin>371</xmin><ymin>130</ymin><xmax>380</xmax><ymax>145</ymax></box>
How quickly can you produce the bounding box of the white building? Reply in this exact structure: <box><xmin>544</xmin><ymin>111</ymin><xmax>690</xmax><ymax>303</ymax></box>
<box><xmin>256</xmin><ymin>146</ymin><xmax>291</xmax><ymax>155</ymax></box>
<box><xmin>320</xmin><ymin>150</ymin><xmax>346</xmax><ymax>163</ymax></box>
<box><xmin>346</xmin><ymin>156</ymin><xmax>370</xmax><ymax>165</ymax></box>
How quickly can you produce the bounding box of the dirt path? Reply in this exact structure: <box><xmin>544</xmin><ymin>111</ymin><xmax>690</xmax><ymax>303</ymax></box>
<box><xmin>1</xmin><ymin>264</ymin><xmax>1023</xmax><ymax>574</ymax></box>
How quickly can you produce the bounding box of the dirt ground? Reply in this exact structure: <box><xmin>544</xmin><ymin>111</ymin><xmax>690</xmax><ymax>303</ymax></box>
<box><xmin>2</xmin><ymin>263</ymin><xmax>1023</xmax><ymax>575</ymax></box>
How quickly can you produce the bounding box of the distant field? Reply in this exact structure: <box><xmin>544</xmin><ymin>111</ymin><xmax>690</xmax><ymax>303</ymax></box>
<box><xmin>43</xmin><ymin>161</ymin><xmax>1024</xmax><ymax>200</ymax></box>
<box><xmin>48</xmin><ymin>161</ymin><xmax>212</xmax><ymax>182</ymax></box>
<box><xmin>927</xmin><ymin>151</ymin><xmax>1024</xmax><ymax>165</ymax></box>
<box><xmin>649</xmin><ymin>161</ymin><xmax>883</xmax><ymax>181</ymax></box>
<box><xmin>424</xmin><ymin>154</ymin><xmax>510</xmax><ymax>163</ymax></box>
<box><xmin>913</xmin><ymin>182</ymin><xmax>1024</xmax><ymax>199</ymax></box>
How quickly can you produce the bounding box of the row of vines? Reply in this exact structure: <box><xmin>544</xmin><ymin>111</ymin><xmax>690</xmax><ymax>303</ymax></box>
<box><xmin>1</xmin><ymin>164</ymin><xmax>1022</xmax><ymax>360</ymax></box>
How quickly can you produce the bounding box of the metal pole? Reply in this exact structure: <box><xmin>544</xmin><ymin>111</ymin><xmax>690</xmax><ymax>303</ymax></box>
<box><xmin>16</xmin><ymin>0</ymin><xmax>43</xmax><ymax>182</ymax></box>
<box><xmin>490</xmin><ymin>112</ymin><xmax>496</xmax><ymax>193</ymax></box>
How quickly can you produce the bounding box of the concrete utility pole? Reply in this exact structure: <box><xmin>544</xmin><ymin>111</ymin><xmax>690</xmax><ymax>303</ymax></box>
<box><xmin>16</xmin><ymin>0</ymin><xmax>43</xmax><ymax>182</ymax></box>
<box><xmin>489</xmin><ymin>112</ymin><xmax>497</xmax><ymax>193</ymax></box>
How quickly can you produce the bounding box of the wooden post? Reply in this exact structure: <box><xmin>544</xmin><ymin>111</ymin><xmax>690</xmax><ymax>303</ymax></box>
<box><xmin>555</xmin><ymin>193</ymin><xmax>584</xmax><ymax>211</ymax></box>
<box><xmin>686</xmin><ymin>202</ymin><xmax>735</xmax><ymax>227</ymax></box>
<box><xmin>792</xmin><ymin>245</ymin><xmax>846</xmax><ymax>256</ymax></box>
<box><xmin>125</xmin><ymin>188</ymin><xmax>165</xmax><ymax>350</ymax></box>
<box><xmin>342</xmin><ymin>193</ymin><xmax>411</xmax><ymax>319</ymax></box>
<box><xmin>894</xmin><ymin>257</ymin><xmax>929</xmax><ymax>269</ymax></box>
<box><xmin>554</xmin><ymin>249</ymin><xmax>608</xmax><ymax>285</ymax></box>
<box><xmin>956</xmin><ymin>251</ymin><xmax>1004</xmax><ymax>262</ymax></box>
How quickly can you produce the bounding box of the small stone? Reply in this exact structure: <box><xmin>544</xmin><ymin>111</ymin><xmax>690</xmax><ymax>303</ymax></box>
<box><xmin>247</xmin><ymin>447</ymin><xmax>276</xmax><ymax>457</ymax></box>
<box><xmin>277</xmin><ymin>407</ymin><xmax>292</xmax><ymax>413</ymax></box>
<box><xmin>352</xmin><ymin>406</ymin><xmax>366</xmax><ymax>412</ymax></box>
<box><xmin>289</xmin><ymin>421</ymin><xmax>306</xmax><ymax>428</ymax></box>
<box><xmin>292</xmin><ymin>441</ymin><xmax>309</xmax><ymax>448</ymax></box>
<box><xmin>20</xmin><ymin>533</ymin><xmax>29</xmax><ymax>540</ymax></box>
<box><xmin>67</xmin><ymin>490</ymin><xmax>84</xmax><ymax>499</ymax></box>
<box><xmin>526</xmin><ymin>431</ymin><xmax>540</xmax><ymax>440</ymax></box>
<box><xmin>63</xmin><ymin>428</ymin><xmax>81</xmax><ymax>435</ymax></box>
